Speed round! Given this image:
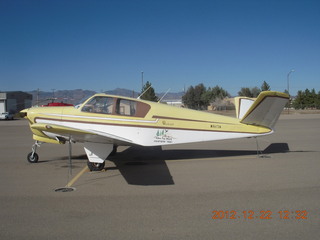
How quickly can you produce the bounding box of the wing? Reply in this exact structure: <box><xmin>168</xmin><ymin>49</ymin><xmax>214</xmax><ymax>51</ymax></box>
<box><xmin>30</xmin><ymin>123</ymin><xmax>134</xmax><ymax>145</ymax></box>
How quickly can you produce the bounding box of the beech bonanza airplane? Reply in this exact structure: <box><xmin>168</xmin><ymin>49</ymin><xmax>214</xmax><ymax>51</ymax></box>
<box><xmin>21</xmin><ymin>91</ymin><xmax>289</xmax><ymax>171</ymax></box>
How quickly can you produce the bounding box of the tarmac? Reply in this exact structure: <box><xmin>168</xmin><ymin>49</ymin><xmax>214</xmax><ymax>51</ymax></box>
<box><xmin>0</xmin><ymin>114</ymin><xmax>319</xmax><ymax>240</ymax></box>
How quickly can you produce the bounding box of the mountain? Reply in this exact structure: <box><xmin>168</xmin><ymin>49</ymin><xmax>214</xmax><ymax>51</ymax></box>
<box><xmin>28</xmin><ymin>88</ymin><xmax>184</xmax><ymax>105</ymax></box>
<box><xmin>105</xmin><ymin>88</ymin><xmax>139</xmax><ymax>98</ymax></box>
<box><xmin>28</xmin><ymin>89</ymin><xmax>96</xmax><ymax>105</ymax></box>
<box><xmin>157</xmin><ymin>92</ymin><xmax>184</xmax><ymax>101</ymax></box>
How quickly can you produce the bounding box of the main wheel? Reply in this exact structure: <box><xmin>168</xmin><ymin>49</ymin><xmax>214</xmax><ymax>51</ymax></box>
<box><xmin>87</xmin><ymin>161</ymin><xmax>105</xmax><ymax>171</ymax></box>
<box><xmin>27</xmin><ymin>152</ymin><xmax>39</xmax><ymax>163</ymax></box>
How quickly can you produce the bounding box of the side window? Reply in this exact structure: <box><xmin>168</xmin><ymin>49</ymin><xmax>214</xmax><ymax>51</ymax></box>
<box><xmin>82</xmin><ymin>97</ymin><xmax>114</xmax><ymax>114</ymax></box>
<box><xmin>117</xmin><ymin>99</ymin><xmax>137</xmax><ymax>116</ymax></box>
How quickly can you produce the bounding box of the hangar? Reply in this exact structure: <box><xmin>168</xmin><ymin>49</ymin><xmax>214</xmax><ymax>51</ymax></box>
<box><xmin>0</xmin><ymin>91</ymin><xmax>32</xmax><ymax>119</ymax></box>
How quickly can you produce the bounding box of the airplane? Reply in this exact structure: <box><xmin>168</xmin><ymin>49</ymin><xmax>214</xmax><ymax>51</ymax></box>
<box><xmin>20</xmin><ymin>91</ymin><xmax>289</xmax><ymax>171</ymax></box>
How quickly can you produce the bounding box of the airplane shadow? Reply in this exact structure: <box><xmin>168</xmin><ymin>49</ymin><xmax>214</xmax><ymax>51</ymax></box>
<box><xmin>108</xmin><ymin>142</ymin><xmax>290</xmax><ymax>186</ymax></box>
<box><xmin>37</xmin><ymin>143</ymin><xmax>291</xmax><ymax>186</ymax></box>
<box><xmin>109</xmin><ymin>147</ymin><xmax>175</xmax><ymax>186</ymax></box>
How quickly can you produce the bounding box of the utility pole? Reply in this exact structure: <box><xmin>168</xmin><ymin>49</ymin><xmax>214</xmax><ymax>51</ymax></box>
<box><xmin>141</xmin><ymin>71</ymin><xmax>144</xmax><ymax>90</ymax></box>
<box><xmin>37</xmin><ymin>88</ymin><xmax>40</xmax><ymax>106</ymax></box>
<box><xmin>287</xmin><ymin>69</ymin><xmax>295</xmax><ymax>114</ymax></box>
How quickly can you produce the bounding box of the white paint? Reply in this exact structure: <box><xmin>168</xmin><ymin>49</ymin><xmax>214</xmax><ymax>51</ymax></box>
<box><xmin>238</xmin><ymin>98</ymin><xmax>255</xmax><ymax>119</ymax></box>
<box><xmin>84</xmin><ymin>142</ymin><xmax>113</xmax><ymax>163</ymax></box>
<box><xmin>42</xmin><ymin>113</ymin><xmax>159</xmax><ymax>123</ymax></box>
<box><xmin>37</xmin><ymin>118</ymin><xmax>271</xmax><ymax>147</ymax></box>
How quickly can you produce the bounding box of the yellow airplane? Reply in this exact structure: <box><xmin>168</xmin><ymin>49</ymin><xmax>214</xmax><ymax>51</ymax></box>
<box><xmin>21</xmin><ymin>91</ymin><xmax>289</xmax><ymax>171</ymax></box>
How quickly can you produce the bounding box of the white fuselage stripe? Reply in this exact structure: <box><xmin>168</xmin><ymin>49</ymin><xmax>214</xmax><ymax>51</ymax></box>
<box><xmin>42</xmin><ymin>113</ymin><xmax>159</xmax><ymax>123</ymax></box>
<box><xmin>36</xmin><ymin>118</ymin><xmax>272</xmax><ymax>147</ymax></box>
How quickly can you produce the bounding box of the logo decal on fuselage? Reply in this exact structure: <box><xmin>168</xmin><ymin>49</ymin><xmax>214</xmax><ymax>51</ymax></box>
<box><xmin>154</xmin><ymin>129</ymin><xmax>174</xmax><ymax>144</ymax></box>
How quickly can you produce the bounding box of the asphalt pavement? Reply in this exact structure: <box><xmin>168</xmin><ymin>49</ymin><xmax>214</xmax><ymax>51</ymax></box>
<box><xmin>0</xmin><ymin>114</ymin><xmax>319</xmax><ymax>240</ymax></box>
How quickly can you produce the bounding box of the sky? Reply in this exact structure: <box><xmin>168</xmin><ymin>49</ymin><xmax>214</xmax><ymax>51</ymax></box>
<box><xmin>1</xmin><ymin>0</ymin><xmax>320</xmax><ymax>96</ymax></box>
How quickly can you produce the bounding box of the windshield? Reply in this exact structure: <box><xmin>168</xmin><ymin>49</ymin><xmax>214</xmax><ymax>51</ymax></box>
<box><xmin>75</xmin><ymin>96</ymin><xmax>92</xmax><ymax>109</ymax></box>
<box><xmin>81</xmin><ymin>96</ymin><xmax>114</xmax><ymax>114</ymax></box>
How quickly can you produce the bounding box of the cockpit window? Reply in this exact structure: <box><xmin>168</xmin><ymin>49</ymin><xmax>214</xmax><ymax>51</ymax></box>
<box><xmin>81</xmin><ymin>96</ymin><xmax>114</xmax><ymax>114</ymax></box>
<box><xmin>81</xmin><ymin>96</ymin><xmax>150</xmax><ymax>118</ymax></box>
<box><xmin>116</xmin><ymin>99</ymin><xmax>137</xmax><ymax>116</ymax></box>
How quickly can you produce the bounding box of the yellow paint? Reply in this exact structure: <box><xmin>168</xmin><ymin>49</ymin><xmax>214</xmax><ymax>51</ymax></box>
<box><xmin>66</xmin><ymin>166</ymin><xmax>89</xmax><ymax>187</ymax></box>
<box><xmin>22</xmin><ymin>91</ymin><xmax>289</xmax><ymax>146</ymax></box>
<box><xmin>33</xmin><ymin>134</ymin><xmax>61</xmax><ymax>144</ymax></box>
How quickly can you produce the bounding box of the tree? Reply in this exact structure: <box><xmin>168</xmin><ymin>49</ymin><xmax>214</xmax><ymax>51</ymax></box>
<box><xmin>292</xmin><ymin>90</ymin><xmax>304</xmax><ymax>109</ymax></box>
<box><xmin>140</xmin><ymin>81</ymin><xmax>158</xmax><ymax>102</ymax></box>
<box><xmin>284</xmin><ymin>89</ymin><xmax>290</xmax><ymax>109</ymax></box>
<box><xmin>202</xmin><ymin>85</ymin><xmax>230</xmax><ymax>103</ymax></box>
<box><xmin>182</xmin><ymin>84</ymin><xmax>229</xmax><ymax>110</ymax></box>
<box><xmin>261</xmin><ymin>81</ymin><xmax>271</xmax><ymax>91</ymax></box>
<box><xmin>193</xmin><ymin>83</ymin><xmax>207</xmax><ymax>110</ymax></box>
<box><xmin>292</xmin><ymin>88</ymin><xmax>320</xmax><ymax>109</ymax></box>
<box><xmin>211</xmin><ymin>85</ymin><xmax>230</xmax><ymax>100</ymax></box>
<box><xmin>182</xmin><ymin>86</ymin><xmax>196</xmax><ymax>109</ymax></box>
<box><xmin>251</xmin><ymin>87</ymin><xmax>261</xmax><ymax>97</ymax></box>
<box><xmin>316</xmin><ymin>91</ymin><xmax>320</xmax><ymax>109</ymax></box>
<box><xmin>238</xmin><ymin>87</ymin><xmax>260</xmax><ymax>97</ymax></box>
<box><xmin>182</xmin><ymin>83</ymin><xmax>207</xmax><ymax>110</ymax></box>
<box><xmin>238</xmin><ymin>87</ymin><xmax>253</xmax><ymax>97</ymax></box>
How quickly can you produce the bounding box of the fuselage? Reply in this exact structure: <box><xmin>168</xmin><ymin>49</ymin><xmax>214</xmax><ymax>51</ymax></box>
<box><xmin>23</xmin><ymin>94</ymin><xmax>272</xmax><ymax>146</ymax></box>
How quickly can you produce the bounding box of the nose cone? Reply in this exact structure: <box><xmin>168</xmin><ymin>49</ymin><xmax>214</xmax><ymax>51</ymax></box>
<box><xmin>20</xmin><ymin>108</ymin><xmax>29</xmax><ymax>118</ymax></box>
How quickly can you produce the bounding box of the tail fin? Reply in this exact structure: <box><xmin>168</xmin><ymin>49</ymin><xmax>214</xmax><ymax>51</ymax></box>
<box><xmin>236</xmin><ymin>91</ymin><xmax>289</xmax><ymax>129</ymax></box>
<box><xmin>234</xmin><ymin>96</ymin><xmax>256</xmax><ymax>119</ymax></box>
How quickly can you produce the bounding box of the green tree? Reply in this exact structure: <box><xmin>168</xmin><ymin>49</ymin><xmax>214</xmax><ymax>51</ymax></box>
<box><xmin>182</xmin><ymin>83</ymin><xmax>208</xmax><ymax>110</ymax></box>
<box><xmin>238</xmin><ymin>87</ymin><xmax>260</xmax><ymax>97</ymax></box>
<box><xmin>292</xmin><ymin>88</ymin><xmax>320</xmax><ymax>109</ymax></box>
<box><xmin>182</xmin><ymin>84</ymin><xmax>230</xmax><ymax>110</ymax></box>
<box><xmin>203</xmin><ymin>85</ymin><xmax>230</xmax><ymax>103</ymax></box>
<box><xmin>140</xmin><ymin>81</ymin><xmax>158</xmax><ymax>102</ymax></box>
<box><xmin>283</xmin><ymin>89</ymin><xmax>290</xmax><ymax>109</ymax></box>
<box><xmin>310</xmin><ymin>88</ymin><xmax>317</xmax><ymax>108</ymax></box>
<box><xmin>251</xmin><ymin>87</ymin><xmax>261</xmax><ymax>97</ymax></box>
<box><xmin>182</xmin><ymin>86</ymin><xmax>196</xmax><ymax>109</ymax></box>
<box><xmin>211</xmin><ymin>85</ymin><xmax>230</xmax><ymax>100</ymax></box>
<box><xmin>304</xmin><ymin>89</ymin><xmax>312</xmax><ymax>107</ymax></box>
<box><xmin>292</xmin><ymin>90</ymin><xmax>304</xmax><ymax>109</ymax></box>
<box><xmin>238</xmin><ymin>87</ymin><xmax>253</xmax><ymax>97</ymax></box>
<box><xmin>193</xmin><ymin>83</ymin><xmax>207</xmax><ymax>109</ymax></box>
<box><xmin>261</xmin><ymin>81</ymin><xmax>271</xmax><ymax>91</ymax></box>
<box><xmin>316</xmin><ymin>91</ymin><xmax>320</xmax><ymax>109</ymax></box>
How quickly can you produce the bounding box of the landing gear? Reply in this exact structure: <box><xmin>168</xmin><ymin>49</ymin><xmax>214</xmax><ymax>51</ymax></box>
<box><xmin>27</xmin><ymin>141</ymin><xmax>41</xmax><ymax>163</ymax></box>
<box><xmin>86</xmin><ymin>144</ymin><xmax>116</xmax><ymax>171</ymax></box>
<box><xmin>27</xmin><ymin>152</ymin><xmax>39</xmax><ymax>163</ymax></box>
<box><xmin>87</xmin><ymin>161</ymin><xmax>105</xmax><ymax>171</ymax></box>
<box><xmin>84</xmin><ymin>143</ymin><xmax>115</xmax><ymax>171</ymax></box>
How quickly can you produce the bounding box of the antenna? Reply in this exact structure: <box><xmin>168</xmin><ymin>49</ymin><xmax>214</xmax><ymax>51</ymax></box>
<box><xmin>137</xmin><ymin>85</ymin><xmax>152</xmax><ymax>99</ymax></box>
<box><xmin>158</xmin><ymin>88</ymin><xmax>171</xmax><ymax>103</ymax></box>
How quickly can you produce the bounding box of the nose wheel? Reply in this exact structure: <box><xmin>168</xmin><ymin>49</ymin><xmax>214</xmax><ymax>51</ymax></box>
<box><xmin>27</xmin><ymin>141</ymin><xmax>41</xmax><ymax>163</ymax></box>
<box><xmin>27</xmin><ymin>152</ymin><xmax>39</xmax><ymax>163</ymax></box>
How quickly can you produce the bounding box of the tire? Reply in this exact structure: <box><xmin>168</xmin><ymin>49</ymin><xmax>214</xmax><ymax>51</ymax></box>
<box><xmin>87</xmin><ymin>161</ymin><xmax>105</xmax><ymax>171</ymax></box>
<box><xmin>27</xmin><ymin>152</ymin><xmax>39</xmax><ymax>163</ymax></box>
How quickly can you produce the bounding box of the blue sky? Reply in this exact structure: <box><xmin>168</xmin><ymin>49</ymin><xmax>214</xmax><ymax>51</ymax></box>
<box><xmin>1</xmin><ymin>0</ymin><xmax>319</xmax><ymax>96</ymax></box>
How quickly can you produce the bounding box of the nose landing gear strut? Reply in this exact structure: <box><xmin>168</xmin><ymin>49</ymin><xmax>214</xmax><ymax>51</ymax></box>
<box><xmin>27</xmin><ymin>141</ymin><xmax>41</xmax><ymax>163</ymax></box>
